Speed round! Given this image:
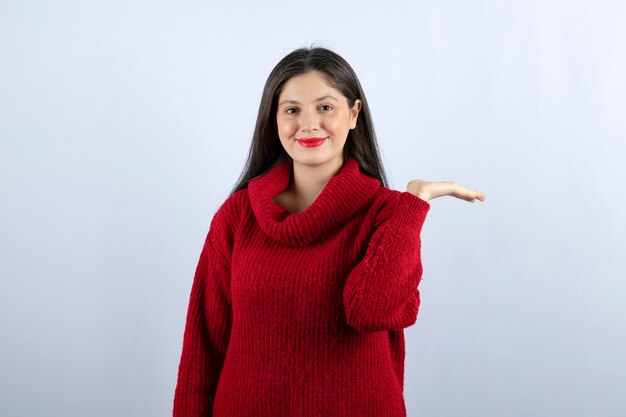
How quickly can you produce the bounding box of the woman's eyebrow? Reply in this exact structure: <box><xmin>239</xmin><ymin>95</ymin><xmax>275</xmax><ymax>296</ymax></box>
<box><xmin>279</xmin><ymin>95</ymin><xmax>339</xmax><ymax>106</ymax></box>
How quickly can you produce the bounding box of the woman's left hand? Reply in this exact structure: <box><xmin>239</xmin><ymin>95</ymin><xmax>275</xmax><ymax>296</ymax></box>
<box><xmin>406</xmin><ymin>179</ymin><xmax>486</xmax><ymax>203</ymax></box>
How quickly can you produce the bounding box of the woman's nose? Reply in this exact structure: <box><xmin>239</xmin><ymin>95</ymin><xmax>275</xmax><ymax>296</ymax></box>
<box><xmin>299</xmin><ymin>109</ymin><xmax>320</xmax><ymax>132</ymax></box>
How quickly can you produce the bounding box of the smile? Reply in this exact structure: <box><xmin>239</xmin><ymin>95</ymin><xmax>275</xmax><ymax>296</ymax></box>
<box><xmin>297</xmin><ymin>137</ymin><xmax>327</xmax><ymax>147</ymax></box>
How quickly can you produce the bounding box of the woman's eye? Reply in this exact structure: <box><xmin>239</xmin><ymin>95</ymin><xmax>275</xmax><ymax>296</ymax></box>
<box><xmin>285</xmin><ymin>105</ymin><xmax>332</xmax><ymax>115</ymax></box>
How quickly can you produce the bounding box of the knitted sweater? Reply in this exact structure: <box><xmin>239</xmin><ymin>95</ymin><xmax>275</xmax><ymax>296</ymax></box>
<box><xmin>173</xmin><ymin>157</ymin><xmax>430</xmax><ymax>417</ymax></box>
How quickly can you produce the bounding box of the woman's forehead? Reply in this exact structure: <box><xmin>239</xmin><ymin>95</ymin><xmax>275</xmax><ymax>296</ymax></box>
<box><xmin>279</xmin><ymin>72</ymin><xmax>343</xmax><ymax>102</ymax></box>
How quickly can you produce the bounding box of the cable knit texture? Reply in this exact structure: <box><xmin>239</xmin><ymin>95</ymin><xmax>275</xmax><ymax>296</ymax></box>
<box><xmin>173</xmin><ymin>157</ymin><xmax>430</xmax><ymax>417</ymax></box>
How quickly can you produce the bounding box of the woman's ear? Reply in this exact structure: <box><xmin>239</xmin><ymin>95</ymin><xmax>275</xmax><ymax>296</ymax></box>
<box><xmin>350</xmin><ymin>99</ymin><xmax>363</xmax><ymax>129</ymax></box>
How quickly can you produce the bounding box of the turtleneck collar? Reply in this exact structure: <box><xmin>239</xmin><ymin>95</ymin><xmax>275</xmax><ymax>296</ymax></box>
<box><xmin>248</xmin><ymin>157</ymin><xmax>381</xmax><ymax>247</ymax></box>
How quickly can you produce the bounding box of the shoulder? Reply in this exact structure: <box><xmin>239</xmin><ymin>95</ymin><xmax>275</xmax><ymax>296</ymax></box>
<box><xmin>206</xmin><ymin>188</ymin><xmax>249</xmax><ymax>259</ymax></box>
<box><xmin>368</xmin><ymin>187</ymin><xmax>431</xmax><ymax>227</ymax></box>
<box><xmin>368</xmin><ymin>187</ymin><xmax>402</xmax><ymax>221</ymax></box>
<box><xmin>210</xmin><ymin>188</ymin><xmax>248</xmax><ymax>229</ymax></box>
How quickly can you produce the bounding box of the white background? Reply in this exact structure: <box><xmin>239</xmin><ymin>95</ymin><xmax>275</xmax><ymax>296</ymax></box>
<box><xmin>1</xmin><ymin>1</ymin><xmax>625</xmax><ymax>416</ymax></box>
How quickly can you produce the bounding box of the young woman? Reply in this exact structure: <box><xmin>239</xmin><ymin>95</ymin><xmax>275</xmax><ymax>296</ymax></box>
<box><xmin>173</xmin><ymin>46</ymin><xmax>485</xmax><ymax>417</ymax></box>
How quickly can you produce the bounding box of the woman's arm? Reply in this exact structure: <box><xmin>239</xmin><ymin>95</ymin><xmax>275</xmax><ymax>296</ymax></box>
<box><xmin>173</xmin><ymin>212</ymin><xmax>234</xmax><ymax>416</ymax></box>
<box><xmin>342</xmin><ymin>176</ymin><xmax>486</xmax><ymax>333</ymax></box>
<box><xmin>342</xmin><ymin>191</ymin><xmax>430</xmax><ymax>332</ymax></box>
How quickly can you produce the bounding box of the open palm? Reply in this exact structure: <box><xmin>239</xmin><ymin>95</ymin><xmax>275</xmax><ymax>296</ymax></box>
<box><xmin>407</xmin><ymin>179</ymin><xmax>486</xmax><ymax>203</ymax></box>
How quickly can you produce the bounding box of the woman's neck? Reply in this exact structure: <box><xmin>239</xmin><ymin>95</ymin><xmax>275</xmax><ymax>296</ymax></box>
<box><xmin>275</xmin><ymin>157</ymin><xmax>345</xmax><ymax>214</ymax></box>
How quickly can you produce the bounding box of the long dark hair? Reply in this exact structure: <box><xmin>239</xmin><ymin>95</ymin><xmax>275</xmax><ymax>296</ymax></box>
<box><xmin>228</xmin><ymin>45</ymin><xmax>389</xmax><ymax>197</ymax></box>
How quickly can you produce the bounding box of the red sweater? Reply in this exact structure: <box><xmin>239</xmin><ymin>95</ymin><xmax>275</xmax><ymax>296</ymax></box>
<box><xmin>173</xmin><ymin>157</ymin><xmax>430</xmax><ymax>416</ymax></box>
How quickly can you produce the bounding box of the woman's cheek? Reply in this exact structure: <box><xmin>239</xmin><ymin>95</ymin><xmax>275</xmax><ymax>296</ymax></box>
<box><xmin>283</xmin><ymin>120</ymin><xmax>296</xmax><ymax>136</ymax></box>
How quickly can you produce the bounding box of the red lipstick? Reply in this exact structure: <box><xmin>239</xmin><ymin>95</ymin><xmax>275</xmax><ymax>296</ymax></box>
<box><xmin>297</xmin><ymin>137</ymin><xmax>327</xmax><ymax>147</ymax></box>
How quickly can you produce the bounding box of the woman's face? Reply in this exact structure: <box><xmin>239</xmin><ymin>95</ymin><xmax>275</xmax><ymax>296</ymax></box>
<box><xmin>276</xmin><ymin>70</ymin><xmax>362</xmax><ymax>167</ymax></box>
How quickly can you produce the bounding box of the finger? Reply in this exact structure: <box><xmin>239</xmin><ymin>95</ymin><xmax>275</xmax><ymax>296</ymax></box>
<box><xmin>473</xmin><ymin>192</ymin><xmax>485</xmax><ymax>202</ymax></box>
<box><xmin>457</xmin><ymin>194</ymin><xmax>475</xmax><ymax>202</ymax></box>
<box><xmin>458</xmin><ymin>186</ymin><xmax>486</xmax><ymax>202</ymax></box>
<box><xmin>458</xmin><ymin>190</ymin><xmax>485</xmax><ymax>202</ymax></box>
<box><xmin>445</xmin><ymin>182</ymin><xmax>486</xmax><ymax>202</ymax></box>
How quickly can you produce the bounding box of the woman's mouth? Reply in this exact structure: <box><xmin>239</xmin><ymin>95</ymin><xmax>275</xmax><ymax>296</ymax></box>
<box><xmin>297</xmin><ymin>137</ymin><xmax>327</xmax><ymax>147</ymax></box>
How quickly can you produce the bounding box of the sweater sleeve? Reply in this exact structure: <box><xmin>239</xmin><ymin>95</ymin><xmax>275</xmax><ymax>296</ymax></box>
<box><xmin>173</xmin><ymin>206</ymin><xmax>234</xmax><ymax>416</ymax></box>
<box><xmin>343</xmin><ymin>191</ymin><xmax>430</xmax><ymax>332</ymax></box>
